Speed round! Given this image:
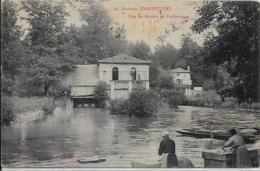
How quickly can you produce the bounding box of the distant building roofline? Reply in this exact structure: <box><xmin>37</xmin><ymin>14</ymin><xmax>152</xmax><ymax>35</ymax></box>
<box><xmin>97</xmin><ymin>53</ymin><xmax>151</xmax><ymax>64</ymax></box>
<box><xmin>170</xmin><ymin>68</ymin><xmax>191</xmax><ymax>73</ymax></box>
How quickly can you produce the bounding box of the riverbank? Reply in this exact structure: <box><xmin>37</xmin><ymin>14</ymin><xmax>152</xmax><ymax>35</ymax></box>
<box><xmin>11</xmin><ymin>96</ymin><xmax>54</xmax><ymax>114</ymax></box>
<box><xmin>1</xmin><ymin>96</ymin><xmax>56</xmax><ymax>126</ymax></box>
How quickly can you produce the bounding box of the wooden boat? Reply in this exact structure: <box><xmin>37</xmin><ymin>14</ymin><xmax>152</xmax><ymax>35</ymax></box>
<box><xmin>77</xmin><ymin>157</ymin><xmax>106</xmax><ymax>164</ymax></box>
<box><xmin>175</xmin><ymin>129</ymin><xmax>256</xmax><ymax>143</ymax></box>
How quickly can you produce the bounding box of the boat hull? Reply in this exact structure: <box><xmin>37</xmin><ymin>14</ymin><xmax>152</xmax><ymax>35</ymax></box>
<box><xmin>176</xmin><ymin>129</ymin><xmax>255</xmax><ymax>143</ymax></box>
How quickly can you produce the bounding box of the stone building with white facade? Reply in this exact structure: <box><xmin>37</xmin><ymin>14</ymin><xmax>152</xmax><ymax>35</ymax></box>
<box><xmin>170</xmin><ymin>67</ymin><xmax>192</xmax><ymax>96</ymax></box>
<box><xmin>63</xmin><ymin>54</ymin><xmax>150</xmax><ymax>106</ymax></box>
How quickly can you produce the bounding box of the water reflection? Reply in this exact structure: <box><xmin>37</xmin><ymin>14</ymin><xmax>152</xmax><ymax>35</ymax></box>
<box><xmin>2</xmin><ymin>103</ymin><xmax>260</xmax><ymax>167</ymax></box>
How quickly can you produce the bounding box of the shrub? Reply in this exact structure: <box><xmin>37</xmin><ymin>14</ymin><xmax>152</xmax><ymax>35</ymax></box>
<box><xmin>157</xmin><ymin>72</ymin><xmax>174</xmax><ymax>89</ymax></box>
<box><xmin>149</xmin><ymin>64</ymin><xmax>160</xmax><ymax>88</ymax></box>
<box><xmin>1</xmin><ymin>96</ymin><xmax>15</xmax><ymax>126</ymax></box>
<box><xmin>42</xmin><ymin>99</ymin><xmax>55</xmax><ymax>114</ymax></box>
<box><xmin>202</xmin><ymin>80</ymin><xmax>216</xmax><ymax>91</ymax></box>
<box><xmin>159</xmin><ymin>89</ymin><xmax>187</xmax><ymax>108</ymax></box>
<box><xmin>109</xmin><ymin>90</ymin><xmax>159</xmax><ymax>117</ymax></box>
<box><xmin>94</xmin><ymin>81</ymin><xmax>109</xmax><ymax>108</ymax></box>
<box><xmin>127</xmin><ymin>90</ymin><xmax>159</xmax><ymax>117</ymax></box>
<box><xmin>250</xmin><ymin>103</ymin><xmax>260</xmax><ymax>110</ymax></box>
<box><xmin>186</xmin><ymin>91</ymin><xmax>222</xmax><ymax>107</ymax></box>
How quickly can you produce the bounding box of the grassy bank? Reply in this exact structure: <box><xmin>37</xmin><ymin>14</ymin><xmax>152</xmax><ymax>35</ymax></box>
<box><xmin>219</xmin><ymin>102</ymin><xmax>260</xmax><ymax>111</ymax></box>
<box><xmin>11</xmin><ymin>96</ymin><xmax>54</xmax><ymax>114</ymax></box>
<box><xmin>1</xmin><ymin>96</ymin><xmax>55</xmax><ymax>126</ymax></box>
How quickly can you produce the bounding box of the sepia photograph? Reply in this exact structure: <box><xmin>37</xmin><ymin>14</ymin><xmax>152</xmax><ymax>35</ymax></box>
<box><xmin>1</xmin><ymin>0</ymin><xmax>260</xmax><ymax>170</ymax></box>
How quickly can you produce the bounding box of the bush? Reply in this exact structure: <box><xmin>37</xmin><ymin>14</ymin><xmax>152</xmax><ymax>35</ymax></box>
<box><xmin>109</xmin><ymin>90</ymin><xmax>159</xmax><ymax>117</ymax></box>
<box><xmin>127</xmin><ymin>90</ymin><xmax>159</xmax><ymax>117</ymax></box>
<box><xmin>186</xmin><ymin>91</ymin><xmax>222</xmax><ymax>107</ymax></box>
<box><xmin>94</xmin><ymin>81</ymin><xmax>109</xmax><ymax>108</ymax></box>
<box><xmin>1</xmin><ymin>96</ymin><xmax>15</xmax><ymax>126</ymax></box>
<box><xmin>157</xmin><ymin>72</ymin><xmax>174</xmax><ymax>89</ymax></box>
<box><xmin>159</xmin><ymin>89</ymin><xmax>187</xmax><ymax>108</ymax></box>
<box><xmin>218</xmin><ymin>97</ymin><xmax>236</xmax><ymax>108</ymax></box>
<box><xmin>202</xmin><ymin>80</ymin><xmax>216</xmax><ymax>91</ymax></box>
<box><xmin>250</xmin><ymin>103</ymin><xmax>260</xmax><ymax>110</ymax></box>
<box><xmin>42</xmin><ymin>99</ymin><xmax>55</xmax><ymax>114</ymax></box>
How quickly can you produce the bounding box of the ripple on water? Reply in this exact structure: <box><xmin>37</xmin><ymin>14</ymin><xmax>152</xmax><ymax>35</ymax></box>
<box><xmin>2</xmin><ymin>105</ymin><xmax>260</xmax><ymax>168</ymax></box>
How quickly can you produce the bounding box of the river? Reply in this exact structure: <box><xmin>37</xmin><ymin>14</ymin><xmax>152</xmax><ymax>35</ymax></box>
<box><xmin>2</xmin><ymin>101</ymin><xmax>260</xmax><ymax>168</ymax></box>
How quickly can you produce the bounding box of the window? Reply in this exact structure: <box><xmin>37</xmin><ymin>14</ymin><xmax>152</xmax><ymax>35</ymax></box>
<box><xmin>112</xmin><ymin>67</ymin><xmax>119</xmax><ymax>80</ymax></box>
<box><xmin>130</xmin><ymin>67</ymin><xmax>136</xmax><ymax>80</ymax></box>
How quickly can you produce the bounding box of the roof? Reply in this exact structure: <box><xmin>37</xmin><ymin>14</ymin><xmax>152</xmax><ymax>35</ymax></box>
<box><xmin>170</xmin><ymin>68</ymin><xmax>190</xmax><ymax>73</ymax></box>
<box><xmin>63</xmin><ymin>64</ymin><xmax>99</xmax><ymax>86</ymax></box>
<box><xmin>97</xmin><ymin>54</ymin><xmax>151</xmax><ymax>64</ymax></box>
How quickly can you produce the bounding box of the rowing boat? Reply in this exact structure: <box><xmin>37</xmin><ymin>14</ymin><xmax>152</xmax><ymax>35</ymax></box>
<box><xmin>175</xmin><ymin>128</ymin><xmax>256</xmax><ymax>143</ymax></box>
<box><xmin>77</xmin><ymin>157</ymin><xmax>106</xmax><ymax>164</ymax></box>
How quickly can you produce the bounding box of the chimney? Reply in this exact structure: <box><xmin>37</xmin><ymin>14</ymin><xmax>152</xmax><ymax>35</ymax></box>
<box><xmin>187</xmin><ymin>66</ymin><xmax>190</xmax><ymax>71</ymax></box>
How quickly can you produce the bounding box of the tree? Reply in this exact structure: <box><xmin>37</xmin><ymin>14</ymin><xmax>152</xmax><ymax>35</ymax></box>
<box><xmin>20</xmin><ymin>0</ymin><xmax>79</xmax><ymax>96</ymax></box>
<box><xmin>154</xmin><ymin>43</ymin><xmax>178</xmax><ymax>69</ymax></box>
<box><xmin>175</xmin><ymin>35</ymin><xmax>207</xmax><ymax>86</ymax></box>
<box><xmin>22</xmin><ymin>0</ymin><xmax>67</xmax><ymax>47</ymax></box>
<box><xmin>129</xmin><ymin>40</ymin><xmax>152</xmax><ymax>59</ymax></box>
<box><xmin>149</xmin><ymin>63</ymin><xmax>160</xmax><ymax>88</ymax></box>
<box><xmin>77</xmin><ymin>4</ymin><xmax>127</xmax><ymax>63</ymax></box>
<box><xmin>1</xmin><ymin>0</ymin><xmax>23</xmax><ymax>79</ymax></box>
<box><xmin>192</xmin><ymin>1</ymin><xmax>259</xmax><ymax>102</ymax></box>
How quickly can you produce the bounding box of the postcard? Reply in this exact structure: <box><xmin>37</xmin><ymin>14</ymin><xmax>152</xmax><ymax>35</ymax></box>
<box><xmin>1</xmin><ymin>0</ymin><xmax>260</xmax><ymax>170</ymax></box>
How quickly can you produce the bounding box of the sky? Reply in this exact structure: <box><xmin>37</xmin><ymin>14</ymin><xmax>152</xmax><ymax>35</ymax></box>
<box><xmin>15</xmin><ymin>0</ymin><xmax>206</xmax><ymax>49</ymax></box>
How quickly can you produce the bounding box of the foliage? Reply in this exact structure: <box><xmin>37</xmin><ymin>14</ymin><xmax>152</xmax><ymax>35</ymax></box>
<box><xmin>186</xmin><ymin>91</ymin><xmax>222</xmax><ymax>107</ymax></box>
<box><xmin>10</xmin><ymin>96</ymin><xmax>53</xmax><ymax>114</ymax></box>
<box><xmin>42</xmin><ymin>99</ymin><xmax>55</xmax><ymax>114</ymax></box>
<box><xmin>94</xmin><ymin>81</ymin><xmax>109</xmax><ymax>108</ymax></box>
<box><xmin>202</xmin><ymin>80</ymin><xmax>216</xmax><ymax>91</ymax></box>
<box><xmin>250</xmin><ymin>103</ymin><xmax>260</xmax><ymax>110</ymax></box>
<box><xmin>176</xmin><ymin>35</ymin><xmax>208</xmax><ymax>86</ymax></box>
<box><xmin>157</xmin><ymin>72</ymin><xmax>175</xmax><ymax>90</ymax></box>
<box><xmin>1</xmin><ymin>0</ymin><xmax>23</xmax><ymax>79</ymax></box>
<box><xmin>192</xmin><ymin>1</ymin><xmax>260</xmax><ymax>102</ymax></box>
<box><xmin>149</xmin><ymin>63</ymin><xmax>161</xmax><ymax>88</ymax></box>
<box><xmin>0</xmin><ymin>0</ymin><xmax>81</xmax><ymax>96</ymax></box>
<box><xmin>76</xmin><ymin>4</ymin><xmax>127</xmax><ymax>63</ymax></box>
<box><xmin>22</xmin><ymin>0</ymin><xmax>67</xmax><ymax>46</ymax></box>
<box><xmin>1</xmin><ymin>72</ymin><xmax>13</xmax><ymax>95</ymax></box>
<box><xmin>154</xmin><ymin>43</ymin><xmax>178</xmax><ymax>69</ymax></box>
<box><xmin>150</xmin><ymin>68</ymin><xmax>174</xmax><ymax>90</ymax></box>
<box><xmin>159</xmin><ymin>89</ymin><xmax>187</xmax><ymax>108</ymax></box>
<box><xmin>1</xmin><ymin>95</ymin><xmax>15</xmax><ymax>126</ymax></box>
<box><xmin>110</xmin><ymin>90</ymin><xmax>159</xmax><ymax>117</ymax></box>
<box><xmin>129</xmin><ymin>40</ymin><xmax>152</xmax><ymax>59</ymax></box>
<box><xmin>127</xmin><ymin>90</ymin><xmax>159</xmax><ymax>117</ymax></box>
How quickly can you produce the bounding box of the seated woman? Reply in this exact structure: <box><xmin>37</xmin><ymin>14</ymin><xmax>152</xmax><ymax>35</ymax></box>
<box><xmin>224</xmin><ymin>129</ymin><xmax>252</xmax><ymax>168</ymax></box>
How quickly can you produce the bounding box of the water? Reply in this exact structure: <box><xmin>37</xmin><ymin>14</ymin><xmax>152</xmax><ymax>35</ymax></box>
<box><xmin>2</xmin><ymin>101</ymin><xmax>260</xmax><ymax>168</ymax></box>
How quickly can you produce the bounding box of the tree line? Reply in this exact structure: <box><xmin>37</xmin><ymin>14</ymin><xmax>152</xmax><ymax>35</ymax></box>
<box><xmin>1</xmin><ymin>0</ymin><xmax>259</xmax><ymax>103</ymax></box>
